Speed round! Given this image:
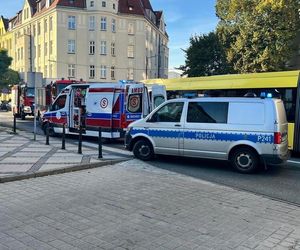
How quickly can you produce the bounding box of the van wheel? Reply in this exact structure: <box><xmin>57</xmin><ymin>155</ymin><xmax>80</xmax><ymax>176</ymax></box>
<box><xmin>133</xmin><ymin>139</ymin><xmax>154</xmax><ymax>161</ymax></box>
<box><xmin>230</xmin><ymin>147</ymin><xmax>259</xmax><ymax>174</ymax></box>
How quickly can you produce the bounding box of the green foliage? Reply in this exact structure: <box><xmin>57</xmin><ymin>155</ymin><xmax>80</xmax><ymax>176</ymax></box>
<box><xmin>0</xmin><ymin>49</ymin><xmax>19</xmax><ymax>89</ymax></box>
<box><xmin>0</xmin><ymin>49</ymin><xmax>12</xmax><ymax>75</ymax></box>
<box><xmin>0</xmin><ymin>69</ymin><xmax>20</xmax><ymax>89</ymax></box>
<box><xmin>179</xmin><ymin>32</ymin><xmax>234</xmax><ymax>77</ymax></box>
<box><xmin>216</xmin><ymin>0</ymin><xmax>300</xmax><ymax>73</ymax></box>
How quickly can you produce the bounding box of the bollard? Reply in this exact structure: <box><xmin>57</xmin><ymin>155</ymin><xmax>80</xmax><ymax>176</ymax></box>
<box><xmin>13</xmin><ymin>113</ymin><xmax>16</xmax><ymax>134</ymax></box>
<box><xmin>98</xmin><ymin>127</ymin><xmax>102</xmax><ymax>159</ymax></box>
<box><xmin>46</xmin><ymin>123</ymin><xmax>50</xmax><ymax>145</ymax></box>
<box><xmin>78</xmin><ymin>126</ymin><xmax>82</xmax><ymax>154</ymax></box>
<box><xmin>62</xmin><ymin>123</ymin><xmax>66</xmax><ymax>150</ymax></box>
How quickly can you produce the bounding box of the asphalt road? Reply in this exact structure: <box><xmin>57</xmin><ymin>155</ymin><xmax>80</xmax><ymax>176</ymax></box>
<box><xmin>1</xmin><ymin>111</ymin><xmax>300</xmax><ymax>206</ymax></box>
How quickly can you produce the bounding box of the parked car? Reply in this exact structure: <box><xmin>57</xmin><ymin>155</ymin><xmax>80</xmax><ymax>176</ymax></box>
<box><xmin>0</xmin><ymin>101</ymin><xmax>9</xmax><ymax>112</ymax></box>
<box><xmin>125</xmin><ymin>97</ymin><xmax>289</xmax><ymax>173</ymax></box>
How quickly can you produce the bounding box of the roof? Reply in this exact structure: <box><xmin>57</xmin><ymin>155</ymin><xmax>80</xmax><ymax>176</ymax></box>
<box><xmin>7</xmin><ymin>0</ymin><xmax>163</xmax><ymax>30</ymax></box>
<box><xmin>57</xmin><ymin>0</ymin><xmax>86</xmax><ymax>9</ymax></box>
<box><xmin>142</xmin><ymin>71</ymin><xmax>300</xmax><ymax>91</ymax></box>
<box><xmin>1</xmin><ymin>16</ymin><xmax>9</xmax><ymax>30</ymax></box>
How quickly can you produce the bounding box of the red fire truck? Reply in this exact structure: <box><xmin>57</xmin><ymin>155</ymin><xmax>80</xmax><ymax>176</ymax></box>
<box><xmin>11</xmin><ymin>84</ymin><xmax>35</xmax><ymax>120</ymax></box>
<box><xmin>36</xmin><ymin>79</ymin><xmax>84</xmax><ymax>120</ymax></box>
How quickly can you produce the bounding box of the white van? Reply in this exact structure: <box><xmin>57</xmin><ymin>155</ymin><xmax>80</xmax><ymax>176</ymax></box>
<box><xmin>125</xmin><ymin>97</ymin><xmax>289</xmax><ymax>173</ymax></box>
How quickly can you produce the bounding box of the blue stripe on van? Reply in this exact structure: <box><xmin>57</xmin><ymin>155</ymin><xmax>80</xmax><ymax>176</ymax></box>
<box><xmin>131</xmin><ymin>129</ymin><xmax>274</xmax><ymax>144</ymax></box>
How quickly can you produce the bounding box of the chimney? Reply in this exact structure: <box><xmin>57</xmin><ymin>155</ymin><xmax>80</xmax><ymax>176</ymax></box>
<box><xmin>46</xmin><ymin>0</ymin><xmax>51</xmax><ymax>8</ymax></box>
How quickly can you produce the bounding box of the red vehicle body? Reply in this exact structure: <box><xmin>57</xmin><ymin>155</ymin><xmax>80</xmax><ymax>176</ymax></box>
<box><xmin>11</xmin><ymin>84</ymin><xmax>35</xmax><ymax>120</ymax></box>
<box><xmin>36</xmin><ymin>79</ymin><xmax>84</xmax><ymax>119</ymax></box>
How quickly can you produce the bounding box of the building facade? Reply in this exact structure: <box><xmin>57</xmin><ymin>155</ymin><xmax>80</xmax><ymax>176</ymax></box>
<box><xmin>0</xmin><ymin>0</ymin><xmax>169</xmax><ymax>83</ymax></box>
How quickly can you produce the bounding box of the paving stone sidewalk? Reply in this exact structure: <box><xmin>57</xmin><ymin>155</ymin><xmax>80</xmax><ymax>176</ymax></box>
<box><xmin>0</xmin><ymin>127</ymin><xmax>131</xmax><ymax>181</ymax></box>
<box><xmin>0</xmin><ymin>159</ymin><xmax>300</xmax><ymax>250</ymax></box>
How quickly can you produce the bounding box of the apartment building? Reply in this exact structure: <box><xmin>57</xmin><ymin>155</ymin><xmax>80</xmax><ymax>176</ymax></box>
<box><xmin>0</xmin><ymin>0</ymin><xmax>169</xmax><ymax>83</ymax></box>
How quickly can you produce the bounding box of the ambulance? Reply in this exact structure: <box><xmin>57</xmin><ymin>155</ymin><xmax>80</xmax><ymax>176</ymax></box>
<box><xmin>42</xmin><ymin>81</ymin><xmax>166</xmax><ymax>138</ymax></box>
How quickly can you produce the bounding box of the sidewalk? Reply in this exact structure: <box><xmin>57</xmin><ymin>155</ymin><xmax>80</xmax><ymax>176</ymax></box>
<box><xmin>0</xmin><ymin>159</ymin><xmax>300</xmax><ymax>250</ymax></box>
<box><xmin>0</xmin><ymin>126</ymin><xmax>131</xmax><ymax>182</ymax></box>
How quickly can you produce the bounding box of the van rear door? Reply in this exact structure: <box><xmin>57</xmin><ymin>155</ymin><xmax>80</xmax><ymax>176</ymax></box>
<box><xmin>274</xmin><ymin>100</ymin><xmax>289</xmax><ymax>157</ymax></box>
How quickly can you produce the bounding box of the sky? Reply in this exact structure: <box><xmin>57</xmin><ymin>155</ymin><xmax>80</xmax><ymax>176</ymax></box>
<box><xmin>1</xmin><ymin>0</ymin><xmax>219</xmax><ymax>70</ymax></box>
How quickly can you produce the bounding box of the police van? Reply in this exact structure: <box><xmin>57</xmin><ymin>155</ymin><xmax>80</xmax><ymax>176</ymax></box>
<box><xmin>125</xmin><ymin>97</ymin><xmax>289</xmax><ymax>173</ymax></box>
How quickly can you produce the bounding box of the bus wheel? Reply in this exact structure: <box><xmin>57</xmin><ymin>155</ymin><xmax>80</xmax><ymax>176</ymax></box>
<box><xmin>230</xmin><ymin>147</ymin><xmax>259</xmax><ymax>174</ymax></box>
<box><xmin>133</xmin><ymin>139</ymin><xmax>154</xmax><ymax>161</ymax></box>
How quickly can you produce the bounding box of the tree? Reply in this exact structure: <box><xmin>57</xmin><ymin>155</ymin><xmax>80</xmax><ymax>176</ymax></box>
<box><xmin>0</xmin><ymin>49</ymin><xmax>12</xmax><ymax>75</ymax></box>
<box><xmin>179</xmin><ymin>32</ymin><xmax>234</xmax><ymax>77</ymax></box>
<box><xmin>216</xmin><ymin>0</ymin><xmax>300</xmax><ymax>73</ymax></box>
<box><xmin>0</xmin><ymin>69</ymin><xmax>20</xmax><ymax>89</ymax></box>
<box><xmin>0</xmin><ymin>49</ymin><xmax>19</xmax><ymax>89</ymax></box>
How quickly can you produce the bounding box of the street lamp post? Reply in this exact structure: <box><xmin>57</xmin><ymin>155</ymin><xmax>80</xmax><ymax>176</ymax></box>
<box><xmin>24</xmin><ymin>33</ymin><xmax>36</xmax><ymax>140</ymax></box>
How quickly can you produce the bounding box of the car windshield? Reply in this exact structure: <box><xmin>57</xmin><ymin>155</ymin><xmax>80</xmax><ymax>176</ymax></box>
<box><xmin>26</xmin><ymin>88</ymin><xmax>35</xmax><ymax>97</ymax></box>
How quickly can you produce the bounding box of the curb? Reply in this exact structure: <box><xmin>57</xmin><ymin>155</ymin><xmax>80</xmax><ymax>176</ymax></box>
<box><xmin>0</xmin><ymin>158</ymin><xmax>129</xmax><ymax>184</ymax></box>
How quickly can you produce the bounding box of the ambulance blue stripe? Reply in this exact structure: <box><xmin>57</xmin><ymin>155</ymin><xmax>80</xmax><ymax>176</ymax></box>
<box><xmin>131</xmin><ymin>129</ymin><xmax>274</xmax><ymax>144</ymax></box>
<box><xmin>87</xmin><ymin>113</ymin><xmax>121</xmax><ymax>119</ymax></box>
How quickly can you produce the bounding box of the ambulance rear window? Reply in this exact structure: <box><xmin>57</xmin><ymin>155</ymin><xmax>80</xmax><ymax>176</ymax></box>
<box><xmin>127</xmin><ymin>94</ymin><xmax>142</xmax><ymax>113</ymax></box>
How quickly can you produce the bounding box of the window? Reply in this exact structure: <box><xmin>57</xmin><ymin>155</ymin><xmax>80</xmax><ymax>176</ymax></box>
<box><xmin>111</xmin><ymin>42</ymin><xmax>115</xmax><ymax>56</ymax></box>
<box><xmin>68</xmin><ymin>40</ymin><xmax>75</xmax><ymax>53</ymax></box>
<box><xmin>113</xmin><ymin>3</ymin><xmax>116</xmax><ymax>9</ymax></box>
<box><xmin>89</xmin><ymin>65</ymin><xmax>95</xmax><ymax>78</ymax></box>
<box><xmin>89</xmin><ymin>41</ymin><xmax>95</xmax><ymax>55</ymax></box>
<box><xmin>51</xmin><ymin>95</ymin><xmax>67</xmax><ymax>111</ymax></box>
<box><xmin>128</xmin><ymin>22</ymin><xmax>134</xmax><ymax>34</ymax></box>
<box><xmin>100</xmin><ymin>17</ymin><xmax>107</xmax><ymax>31</ymax></box>
<box><xmin>38</xmin><ymin>44</ymin><xmax>41</xmax><ymax>57</ymax></box>
<box><xmin>149</xmin><ymin>102</ymin><xmax>184</xmax><ymax>123</ymax></box>
<box><xmin>44</xmin><ymin>19</ymin><xmax>47</xmax><ymax>33</ymax></box>
<box><xmin>111</xmin><ymin>66</ymin><xmax>115</xmax><ymax>80</ymax></box>
<box><xmin>111</xmin><ymin>19</ymin><xmax>116</xmax><ymax>32</ymax></box>
<box><xmin>100</xmin><ymin>41</ymin><xmax>107</xmax><ymax>55</ymax></box>
<box><xmin>38</xmin><ymin>22</ymin><xmax>41</xmax><ymax>35</ymax></box>
<box><xmin>68</xmin><ymin>64</ymin><xmax>75</xmax><ymax>78</ymax></box>
<box><xmin>127</xmin><ymin>45</ymin><xmax>134</xmax><ymax>58</ymax></box>
<box><xmin>45</xmin><ymin>42</ymin><xmax>48</xmax><ymax>56</ymax></box>
<box><xmin>89</xmin><ymin>16</ymin><xmax>95</xmax><ymax>30</ymax></box>
<box><xmin>102</xmin><ymin>1</ymin><xmax>106</xmax><ymax>7</ymax></box>
<box><xmin>68</xmin><ymin>16</ymin><xmax>76</xmax><ymax>30</ymax></box>
<box><xmin>49</xmin><ymin>40</ymin><xmax>53</xmax><ymax>54</ymax></box>
<box><xmin>127</xmin><ymin>68</ymin><xmax>134</xmax><ymax>80</ymax></box>
<box><xmin>49</xmin><ymin>16</ymin><xmax>53</xmax><ymax>31</ymax></box>
<box><xmin>154</xmin><ymin>96</ymin><xmax>165</xmax><ymax>108</ymax></box>
<box><xmin>100</xmin><ymin>65</ymin><xmax>106</xmax><ymax>79</ymax></box>
<box><xmin>127</xmin><ymin>94</ymin><xmax>142</xmax><ymax>113</ymax></box>
<box><xmin>187</xmin><ymin>102</ymin><xmax>228</xmax><ymax>123</ymax></box>
<box><xmin>90</xmin><ymin>0</ymin><xmax>94</xmax><ymax>7</ymax></box>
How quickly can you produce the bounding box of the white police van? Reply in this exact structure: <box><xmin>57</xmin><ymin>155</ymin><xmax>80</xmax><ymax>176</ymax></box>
<box><xmin>125</xmin><ymin>97</ymin><xmax>289</xmax><ymax>173</ymax></box>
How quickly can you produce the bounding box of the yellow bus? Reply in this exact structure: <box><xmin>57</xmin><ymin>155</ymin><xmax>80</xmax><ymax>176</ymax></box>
<box><xmin>143</xmin><ymin>71</ymin><xmax>300</xmax><ymax>152</ymax></box>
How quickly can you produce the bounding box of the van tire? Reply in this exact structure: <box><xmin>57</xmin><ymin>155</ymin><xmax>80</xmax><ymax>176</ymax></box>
<box><xmin>133</xmin><ymin>139</ymin><xmax>154</xmax><ymax>161</ymax></box>
<box><xmin>230</xmin><ymin>147</ymin><xmax>260</xmax><ymax>174</ymax></box>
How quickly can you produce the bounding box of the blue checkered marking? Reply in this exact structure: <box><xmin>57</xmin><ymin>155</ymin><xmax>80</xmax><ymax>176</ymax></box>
<box><xmin>131</xmin><ymin>129</ymin><xmax>274</xmax><ymax>144</ymax></box>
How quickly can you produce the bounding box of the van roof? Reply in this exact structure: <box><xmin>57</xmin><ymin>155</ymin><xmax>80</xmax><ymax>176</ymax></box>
<box><xmin>168</xmin><ymin>97</ymin><xmax>277</xmax><ymax>103</ymax></box>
